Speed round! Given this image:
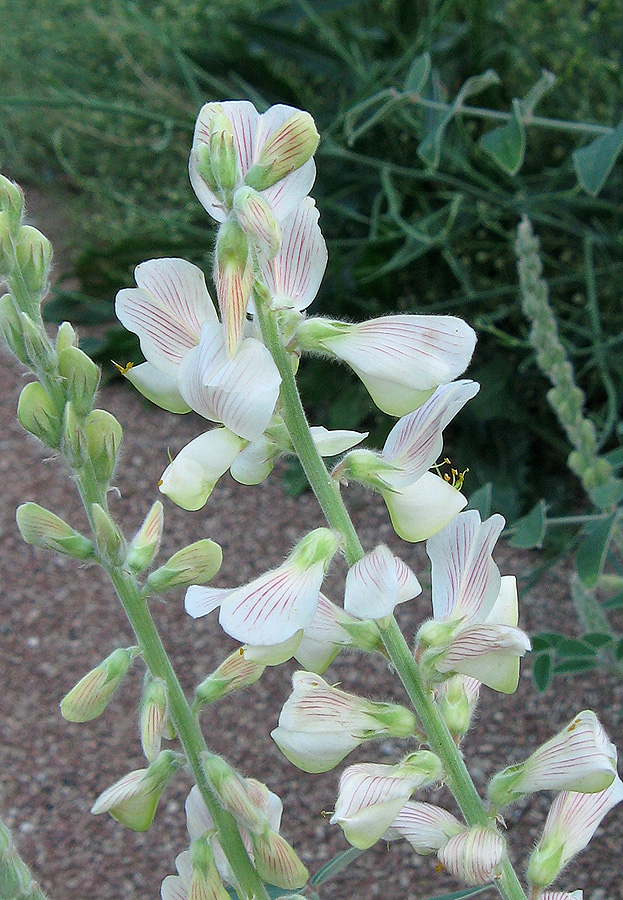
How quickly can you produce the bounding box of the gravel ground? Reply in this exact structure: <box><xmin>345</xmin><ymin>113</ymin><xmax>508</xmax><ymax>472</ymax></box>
<box><xmin>0</xmin><ymin>191</ymin><xmax>622</xmax><ymax>900</ymax></box>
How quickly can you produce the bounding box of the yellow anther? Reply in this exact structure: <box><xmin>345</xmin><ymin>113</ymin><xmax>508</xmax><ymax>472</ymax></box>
<box><xmin>112</xmin><ymin>360</ymin><xmax>134</xmax><ymax>375</ymax></box>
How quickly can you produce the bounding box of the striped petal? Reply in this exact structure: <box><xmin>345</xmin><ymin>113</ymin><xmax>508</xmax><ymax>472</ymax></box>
<box><xmin>384</xmin><ymin>801</ymin><xmax>464</xmax><ymax>854</ymax></box>
<box><xmin>433</xmin><ymin>623</ymin><xmax>531</xmax><ymax>693</ymax></box>
<box><xmin>437</xmin><ymin>827</ymin><xmax>504</xmax><ymax>885</ymax></box>
<box><xmin>320</xmin><ymin>315</ymin><xmax>477</xmax><ymax>417</ymax></box>
<box><xmin>116</xmin><ymin>258</ymin><xmax>216</xmax><ymax>377</ymax></box>
<box><xmin>259</xmin><ymin>199</ymin><xmax>327</xmax><ymax>311</ymax></box>
<box><xmin>381</xmin><ymin>471</ymin><xmax>468</xmax><ymax>543</ymax></box>
<box><xmin>381</xmin><ymin>381</ymin><xmax>480</xmax><ymax>484</ymax></box>
<box><xmin>294</xmin><ymin>593</ymin><xmax>354</xmax><ymax>673</ymax></box>
<box><xmin>185</xmin><ymin>586</ymin><xmax>233</xmax><ymax>619</ymax></box>
<box><xmin>310</xmin><ymin>425</ymin><xmax>368</xmax><ymax>456</ymax></box>
<box><xmin>121</xmin><ymin>362</ymin><xmax>191</xmax><ymax>413</ymax></box>
<box><xmin>427</xmin><ymin>510</ymin><xmax>505</xmax><ymax>623</ymax></box>
<box><xmin>178</xmin><ymin>323</ymin><xmax>281</xmax><ymax>442</ymax></box>
<box><xmin>344</xmin><ymin>544</ymin><xmax>421</xmax><ymax>620</ymax></box>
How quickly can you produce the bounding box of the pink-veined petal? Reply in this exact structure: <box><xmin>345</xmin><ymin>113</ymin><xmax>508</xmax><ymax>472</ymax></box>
<box><xmin>185</xmin><ymin>586</ymin><xmax>233</xmax><ymax>619</ymax></box>
<box><xmin>384</xmin><ymin>801</ymin><xmax>463</xmax><ymax>854</ymax></box>
<box><xmin>437</xmin><ymin>827</ymin><xmax>504</xmax><ymax>885</ymax></box>
<box><xmin>295</xmin><ymin>593</ymin><xmax>354</xmax><ymax>673</ymax></box>
<box><xmin>382</xmin><ymin>381</ymin><xmax>480</xmax><ymax>484</ymax></box>
<box><xmin>344</xmin><ymin>545</ymin><xmax>421</xmax><ymax>620</ymax></box>
<box><xmin>381</xmin><ymin>471</ymin><xmax>468</xmax><ymax>543</ymax></box>
<box><xmin>395</xmin><ymin>555</ymin><xmax>423</xmax><ymax>604</ymax></box>
<box><xmin>259</xmin><ymin>199</ymin><xmax>327</xmax><ymax>311</ymax></box>
<box><xmin>116</xmin><ymin>258</ymin><xmax>215</xmax><ymax>377</ymax></box>
<box><xmin>434</xmin><ymin>623</ymin><xmax>531</xmax><ymax>693</ymax></box>
<box><xmin>427</xmin><ymin>511</ymin><xmax>505</xmax><ymax>623</ymax></box>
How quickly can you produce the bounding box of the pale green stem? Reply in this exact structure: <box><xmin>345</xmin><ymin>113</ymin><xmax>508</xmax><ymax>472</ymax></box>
<box><xmin>255</xmin><ymin>296</ymin><xmax>527</xmax><ymax>900</ymax></box>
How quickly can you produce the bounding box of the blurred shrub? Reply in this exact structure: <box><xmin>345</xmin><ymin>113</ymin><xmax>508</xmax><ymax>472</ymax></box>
<box><xmin>1</xmin><ymin>0</ymin><xmax>622</xmax><ymax>517</ymax></box>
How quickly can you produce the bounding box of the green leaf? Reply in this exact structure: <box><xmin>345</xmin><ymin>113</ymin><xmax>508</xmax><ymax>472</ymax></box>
<box><xmin>605</xmin><ymin>446</ymin><xmax>623</xmax><ymax>470</ymax></box>
<box><xmin>520</xmin><ymin>69</ymin><xmax>557</xmax><ymax>116</ymax></box>
<box><xmin>508</xmin><ymin>498</ymin><xmax>547</xmax><ymax>548</ymax></box>
<box><xmin>556</xmin><ymin>638</ymin><xmax>597</xmax><ymax>658</ymax></box>
<box><xmin>582</xmin><ymin>632</ymin><xmax>614</xmax><ymax>648</ymax></box>
<box><xmin>479</xmin><ymin>98</ymin><xmax>526</xmax><ymax>176</ymax></box>
<box><xmin>404</xmin><ymin>52</ymin><xmax>431</xmax><ymax>94</ymax></box>
<box><xmin>588</xmin><ymin>478</ymin><xmax>623</xmax><ymax>508</ymax></box>
<box><xmin>311</xmin><ymin>848</ymin><xmax>363</xmax><ymax>886</ymax></box>
<box><xmin>575</xmin><ymin>512</ymin><xmax>618</xmax><ymax>587</ymax></box>
<box><xmin>466</xmin><ymin>482</ymin><xmax>492</xmax><ymax>519</ymax></box>
<box><xmin>533</xmin><ymin>653</ymin><xmax>552</xmax><ymax>691</ymax></box>
<box><xmin>616</xmin><ymin>638</ymin><xmax>623</xmax><ymax>661</ymax></box>
<box><xmin>418</xmin><ymin>69</ymin><xmax>500</xmax><ymax>168</ymax></box>
<box><xmin>554</xmin><ymin>657</ymin><xmax>598</xmax><ymax>674</ymax></box>
<box><xmin>573</xmin><ymin>118</ymin><xmax>623</xmax><ymax>196</ymax></box>
<box><xmin>603</xmin><ymin>591</ymin><xmax>623</xmax><ymax>610</ymax></box>
<box><xmin>420</xmin><ymin>887</ymin><xmax>492</xmax><ymax>900</ymax></box>
<box><xmin>531</xmin><ymin>631</ymin><xmax>565</xmax><ymax>649</ymax></box>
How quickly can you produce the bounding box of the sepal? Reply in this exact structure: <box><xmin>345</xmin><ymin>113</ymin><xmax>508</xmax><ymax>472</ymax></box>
<box><xmin>146</xmin><ymin>539</ymin><xmax>223</xmax><ymax>592</ymax></box>
<box><xmin>140</xmin><ymin>676</ymin><xmax>170</xmax><ymax>762</ymax></box>
<box><xmin>91</xmin><ymin>503</ymin><xmax>124</xmax><ymax>564</ymax></box>
<box><xmin>14</xmin><ymin>225</ymin><xmax>52</xmax><ymax>293</ymax></box>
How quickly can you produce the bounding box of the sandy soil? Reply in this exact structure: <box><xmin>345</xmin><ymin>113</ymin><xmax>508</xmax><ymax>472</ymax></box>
<box><xmin>0</xmin><ymin>190</ymin><xmax>622</xmax><ymax>900</ymax></box>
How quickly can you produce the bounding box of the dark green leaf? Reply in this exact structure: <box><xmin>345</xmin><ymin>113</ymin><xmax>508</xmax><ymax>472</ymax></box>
<box><xmin>582</xmin><ymin>632</ymin><xmax>614</xmax><ymax>648</ymax></box>
<box><xmin>603</xmin><ymin>591</ymin><xmax>623</xmax><ymax>610</ymax></box>
<box><xmin>616</xmin><ymin>639</ymin><xmax>623</xmax><ymax>661</ymax></box>
<box><xmin>508</xmin><ymin>499</ymin><xmax>547</xmax><ymax>548</ymax></box>
<box><xmin>533</xmin><ymin>653</ymin><xmax>552</xmax><ymax>691</ymax></box>
<box><xmin>554</xmin><ymin>657</ymin><xmax>598</xmax><ymax>674</ymax></box>
<box><xmin>531</xmin><ymin>632</ymin><xmax>565</xmax><ymax>649</ymax></box>
<box><xmin>311</xmin><ymin>848</ymin><xmax>363</xmax><ymax>885</ymax></box>
<box><xmin>573</xmin><ymin>119</ymin><xmax>623</xmax><ymax>196</ymax></box>
<box><xmin>466</xmin><ymin>482</ymin><xmax>492</xmax><ymax>519</ymax></box>
<box><xmin>557</xmin><ymin>638</ymin><xmax>597</xmax><ymax>657</ymax></box>
<box><xmin>479</xmin><ymin>98</ymin><xmax>526</xmax><ymax>176</ymax></box>
<box><xmin>605</xmin><ymin>446</ymin><xmax>623</xmax><ymax>470</ymax></box>
<box><xmin>575</xmin><ymin>513</ymin><xmax>618</xmax><ymax>587</ymax></box>
<box><xmin>403</xmin><ymin>52</ymin><xmax>431</xmax><ymax>94</ymax></box>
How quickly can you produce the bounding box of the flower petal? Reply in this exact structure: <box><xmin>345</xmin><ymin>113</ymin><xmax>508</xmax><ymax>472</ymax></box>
<box><xmin>438</xmin><ymin>827</ymin><xmax>504</xmax><ymax>885</ymax></box>
<box><xmin>230</xmin><ymin>436</ymin><xmax>277</xmax><ymax>485</ymax></box>
<box><xmin>310</xmin><ymin>425</ymin><xmax>368</xmax><ymax>456</ymax></box>
<box><xmin>159</xmin><ymin>428</ymin><xmax>245</xmax><ymax>510</ymax></box>
<box><xmin>294</xmin><ymin>593</ymin><xmax>354</xmax><ymax>673</ymax></box>
<box><xmin>122</xmin><ymin>362</ymin><xmax>191</xmax><ymax>414</ymax></box>
<box><xmin>384</xmin><ymin>801</ymin><xmax>463</xmax><ymax>854</ymax></box>
<box><xmin>116</xmin><ymin>258</ymin><xmax>215</xmax><ymax>377</ymax></box>
<box><xmin>381</xmin><ymin>471</ymin><xmax>468</xmax><ymax>543</ymax></box>
<box><xmin>185</xmin><ymin>585</ymin><xmax>233</xmax><ymax>619</ymax></box>
<box><xmin>344</xmin><ymin>545</ymin><xmax>421</xmax><ymax>620</ymax></box>
<box><xmin>434</xmin><ymin>623</ymin><xmax>531</xmax><ymax>693</ymax></box>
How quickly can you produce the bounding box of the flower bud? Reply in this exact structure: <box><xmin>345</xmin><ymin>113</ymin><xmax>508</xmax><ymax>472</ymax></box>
<box><xmin>193</xmin><ymin>143</ymin><xmax>220</xmax><ymax>193</ymax></box>
<box><xmin>125</xmin><ymin>501</ymin><xmax>164</xmax><ymax>573</ymax></box>
<box><xmin>233</xmin><ymin>185</ymin><xmax>281</xmax><ymax>259</ymax></box>
<box><xmin>18</xmin><ymin>310</ymin><xmax>55</xmax><ymax>371</ymax></box>
<box><xmin>188</xmin><ymin>841</ymin><xmax>232</xmax><ymax>900</ymax></box>
<box><xmin>140</xmin><ymin>676</ymin><xmax>169</xmax><ymax>762</ymax></box>
<box><xmin>296</xmin><ymin>316</ymin><xmax>347</xmax><ymax>352</ymax></box>
<box><xmin>56</xmin><ymin>320</ymin><xmax>78</xmax><ymax>354</ymax></box>
<box><xmin>0</xmin><ymin>211</ymin><xmax>15</xmax><ymax>274</ymax></box>
<box><xmin>194</xmin><ymin>649</ymin><xmax>265</xmax><ymax>707</ymax></box>
<box><xmin>16</xmin><ymin>502</ymin><xmax>95</xmax><ymax>559</ymax></box>
<box><xmin>245</xmin><ymin>111</ymin><xmax>319</xmax><ymax>191</ymax></box>
<box><xmin>201</xmin><ymin>754</ymin><xmax>267</xmax><ymax>834</ymax></box>
<box><xmin>0</xmin><ymin>173</ymin><xmax>24</xmax><ymax>233</ymax></box>
<box><xmin>437</xmin><ymin>827</ymin><xmax>505</xmax><ymax>885</ymax></box>
<box><xmin>58</xmin><ymin>345</ymin><xmax>100</xmax><ymax>417</ymax></box>
<box><xmin>62</xmin><ymin>402</ymin><xmax>88</xmax><ymax>467</ymax></box>
<box><xmin>15</xmin><ymin>225</ymin><xmax>52</xmax><ymax>293</ymax></box>
<box><xmin>215</xmin><ymin>220</ymin><xmax>253</xmax><ymax>354</ymax></box>
<box><xmin>91</xmin><ymin>749</ymin><xmax>182</xmax><ymax>831</ymax></box>
<box><xmin>334</xmin><ymin>448</ymin><xmax>399</xmax><ymax>492</ymax></box>
<box><xmin>208</xmin><ymin>111</ymin><xmax>238</xmax><ymax>193</ymax></box>
<box><xmin>91</xmin><ymin>502</ymin><xmax>124</xmax><ymax>563</ymax></box>
<box><xmin>146</xmin><ymin>539</ymin><xmax>222</xmax><ymax>592</ymax></box>
<box><xmin>0</xmin><ymin>293</ymin><xmax>29</xmax><ymax>363</ymax></box>
<box><xmin>61</xmin><ymin>646</ymin><xmax>138</xmax><ymax>722</ymax></box>
<box><xmin>250</xmin><ymin>830</ymin><xmax>308</xmax><ymax>890</ymax></box>
<box><xmin>17</xmin><ymin>381</ymin><xmax>60</xmax><ymax>447</ymax></box>
<box><xmin>84</xmin><ymin>409</ymin><xmax>122</xmax><ymax>482</ymax></box>
<box><xmin>437</xmin><ymin>675</ymin><xmax>480</xmax><ymax>740</ymax></box>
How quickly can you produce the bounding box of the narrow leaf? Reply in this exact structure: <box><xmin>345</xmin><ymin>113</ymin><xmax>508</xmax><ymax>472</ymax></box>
<box><xmin>404</xmin><ymin>52</ymin><xmax>431</xmax><ymax>94</ymax></box>
<box><xmin>575</xmin><ymin>512</ymin><xmax>618</xmax><ymax>586</ymax></box>
<box><xmin>556</xmin><ymin>638</ymin><xmax>596</xmax><ymax>658</ymax></box>
<box><xmin>520</xmin><ymin>70</ymin><xmax>557</xmax><ymax>117</ymax></box>
<box><xmin>573</xmin><ymin>119</ymin><xmax>623</xmax><ymax>195</ymax></box>
<box><xmin>533</xmin><ymin>653</ymin><xmax>552</xmax><ymax>691</ymax></box>
<box><xmin>421</xmin><ymin>887</ymin><xmax>492</xmax><ymax>900</ymax></box>
<box><xmin>311</xmin><ymin>848</ymin><xmax>363</xmax><ymax>886</ymax></box>
<box><xmin>554</xmin><ymin>657</ymin><xmax>598</xmax><ymax>674</ymax></box>
<box><xmin>479</xmin><ymin>98</ymin><xmax>526</xmax><ymax>176</ymax></box>
<box><xmin>508</xmin><ymin>499</ymin><xmax>547</xmax><ymax>548</ymax></box>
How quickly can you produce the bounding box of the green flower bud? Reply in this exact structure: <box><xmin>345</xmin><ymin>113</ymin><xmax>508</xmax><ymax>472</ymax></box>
<box><xmin>0</xmin><ymin>293</ymin><xmax>29</xmax><ymax>363</ymax></box>
<box><xmin>84</xmin><ymin>409</ymin><xmax>122</xmax><ymax>482</ymax></box>
<box><xmin>17</xmin><ymin>381</ymin><xmax>60</xmax><ymax>447</ymax></box>
<box><xmin>60</xmin><ymin>646</ymin><xmax>139</xmax><ymax>722</ymax></box>
<box><xmin>91</xmin><ymin>502</ymin><xmax>124</xmax><ymax>563</ymax></box>
<box><xmin>125</xmin><ymin>501</ymin><xmax>164</xmax><ymax>573</ymax></box>
<box><xmin>58</xmin><ymin>346</ymin><xmax>100</xmax><ymax>417</ymax></box>
<box><xmin>233</xmin><ymin>185</ymin><xmax>281</xmax><ymax>259</ymax></box>
<box><xmin>334</xmin><ymin>447</ymin><xmax>398</xmax><ymax>491</ymax></box>
<box><xmin>146</xmin><ymin>539</ymin><xmax>222</xmax><ymax>592</ymax></box>
<box><xmin>16</xmin><ymin>502</ymin><xmax>95</xmax><ymax>559</ymax></box>
<box><xmin>201</xmin><ymin>754</ymin><xmax>267</xmax><ymax>834</ymax></box>
<box><xmin>193</xmin><ymin>649</ymin><xmax>265</xmax><ymax>708</ymax></box>
<box><xmin>194</xmin><ymin>143</ymin><xmax>219</xmax><ymax>193</ymax></box>
<box><xmin>296</xmin><ymin>316</ymin><xmax>349</xmax><ymax>352</ymax></box>
<box><xmin>56</xmin><ymin>320</ymin><xmax>78</xmax><ymax>354</ymax></box>
<box><xmin>250</xmin><ymin>829</ymin><xmax>309</xmax><ymax>890</ymax></box>
<box><xmin>209</xmin><ymin>111</ymin><xmax>238</xmax><ymax>193</ymax></box>
<box><xmin>0</xmin><ymin>174</ymin><xmax>24</xmax><ymax>233</ymax></box>
<box><xmin>140</xmin><ymin>676</ymin><xmax>169</xmax><ymax>762</ymax></box>
<box><xmin>290</xmin><ymin>527</ymin><xmax>339</xmax><ymax>571</ymax></box>
<box><xmin>62</xmin><ymin>402</ymin><xmax>88</xmax><ymax>467</ymax></box>
<box><xmin>0</xmin><ymin>210</ymin><xmax>15</xmax><ymax>274</ymax></box>
<box><xmin>15</xmin><ymin>225</ymin><xmax>52</xmax><ymax>294</ymax></box>
<box><xmin>215</xmin><ymin>218</ymin><xmax>250</xmax><ymax>269</ymax></box>
<box><xmin>245</xmin><ymin>111</ymin><xmax>319</xmax><ymax>191</ymax></box>
<box><xmin>17</xmin><ymin>310</ymin><xmax>55</xmax><ymax>371</ymax></box>
<box><xmin>91</xmin><ymin>750</ymin><xmax>182</xmax><ymax>832</ymax></box>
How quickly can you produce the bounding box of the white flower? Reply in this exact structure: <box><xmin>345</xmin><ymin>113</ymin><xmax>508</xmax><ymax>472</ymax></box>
<box><xmin>91</xmin><ymin>750</ymin><xmax>181</xmax><ymax>832</ymax></box>
<box><xmin>297</xmin><ymin>315</ymin><xmax>477</xmax><ymax>416</ymax></box>
<box><xmin>528</xmin><ymin>775</ymin><xmax>623</xmax><ymax>888</ymax></box>
<box><xmin>539</xmin><ymin>893</ymin><xmax>583</xmax><ymax>900</ymax></box>
<box><xmin>185</xmin><ymin>529</ymin><xmax>338</xmax><ymax>647</ymax></box>
<box><xmin>161</xmin><ymin>847</ymin><xmax>231</xmax><ymax>900</ymax></box>
<box><xmin>115</xmin><ymin>257</ymin><xmax>281</xmax><ymax>440</ymax></box>
<box><xmin>437</xmin><ymin>826</ymin><xmax>504</xmax><ymax>885</ymax></box>
<box><xmin>383</xmin><ymin>801</ymin><xmax>464</xmax><ymax>854</ymax></box>
<box><xmin>330</xmin><ymin>753</ymin><xmax>442</xmax><ymax>849</ymax></box>
<box><xmin>344</xmin><ymin>544</ymin><xmax>421</xmax><ymax>620</ymax></box>
<box><xmin>488</xmin><ymin>711</ymin><xmax>618</xmax><ymax>807</ymax></box>
<box><xmin>271</xmin><ymin>671</ymin><xmax>416</xmax><ymax>773</ymax></box>
<box><xmin>159</xmin><ymin>428</ymin><xmax>246</xmax><ymax>511</ymax></box>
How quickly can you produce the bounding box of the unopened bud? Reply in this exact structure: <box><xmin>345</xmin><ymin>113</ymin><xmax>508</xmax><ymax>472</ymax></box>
<box><xmin>91</xmin><ymin>502</ymin><xmax>124</xmax><ymax>563</ymax></box>
<box><xmin>146</xmin><ymin>539</ymin><xmax>222</xmax><ymax>593</ymax></box>
<box><xmin>187</xmin><ymin>840</ymin><xmax>230</xmax><ymax>899</ymax></box>
<box><xmin>18</xmin><ymin>310</ymin><xmax>55</xmax><ymax>371</ymax></box>
<box><xmin>125</xmin><ymin>501</ymin><xmax>164</xmax><ymax>573</ymax></box>
<box><xmin>194</xmin><ymin>649</ymin><xmax>265</xmax><ymax>707</ymax></box>
<box><xmin>0</xmin><ymin>210</ymin><xmax>15</xmax><ymax>274</ymax></box>
<box><xmin>245</xmin><ymin>111</ymin><xmax>319</xmax><ymax>191</ymax></box>
<box><xmin>84</xmin><ymin>409</ymin><xmax>122</xmax><ymax>482</ymax></box>
<box><xmin>194</xmin><ymin>143</ymin><xmax>219</xmax><ymax>193</ymax></box>
<box><xmin>16</xmin><ymin>502</ymin><xmax>95</xmax><ymax>559</ymax></box>
<box><xmin>201</xmin><ymin>754</ymin><xmax>266</xmax><ymax>833</ymax></box>
<box><xmin>58</xmin><ymin>346</ymin><xmax>100</xmax><ymax>417</ymax></box>
<box><xmin>0</xmin><ymin>293</ymin><xmax>28</xmax><ymax>363</ymax></box>
<box><xmin>250</xmin><ymin>830</ymin><xmax>309</xmax><ymax>890</ymax></box>
<box><xmin>56</xmin><ymin>320</ymin><xmax>78</xmax><ymax>354</ymax></box>
<box><xmin>140</xmin><ymin>676</ymin><xmax>169</xmax><ymax>762</ymax></box>
<box><xmin>15</xmin><ymin>225</ymin><xmax>52</xmax><ymax>293</ymax></box>
<box><xmin>290</xmin><ymin>527</ymin><xmax>339</xmax><ymax>571</ymax></box>
<box><xmin>17</xmin><ymin>381</ymin><xmax>60</xmax><ymax>446</ymax></box>
<box><xmin>62</xmin><ymin>402</ymin><xmax>88</xmax><ymax>467</ymax></box>
<box><xmin>438</xmin><ymin>675</ymin><xmax>479</xmax><ymax>739</ymax></box>
<box><xmin>233</xmin><ymin>185</ymin><xmax>281</xmax><ymax>259</ymax></box>
<box><xmin>91</xmin><ymin>749</ymin><xmax>182</xmax><ymax>831</ymax></box>
<box><xmin>0</xmin><ymin>174</ymin><xmax>24</xmax><ymax>233</ymax></box>
<box><xmin>61</xmin><ymin>646</ymin><xmax>138</xmax><ymax>722</ymax></box>
<box><xmin>208</xmin><ymin>111</ymin><xmax>238</xmax><ymax>193</ymax></box>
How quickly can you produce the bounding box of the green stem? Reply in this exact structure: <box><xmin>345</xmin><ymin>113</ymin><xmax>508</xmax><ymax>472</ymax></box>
<box><xmin>255</xmin><ymin>298</ymin><xmax>527</xmax><ymax>900</ymax></box>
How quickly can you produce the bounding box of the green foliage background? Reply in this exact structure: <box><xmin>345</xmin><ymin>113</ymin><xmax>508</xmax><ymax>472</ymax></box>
<box><xmin>2</xmin><ymin>0</ymin><xmax>623</xmax><ymax>518</ymax></box>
